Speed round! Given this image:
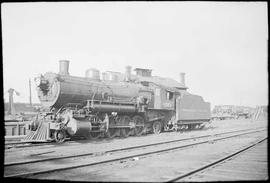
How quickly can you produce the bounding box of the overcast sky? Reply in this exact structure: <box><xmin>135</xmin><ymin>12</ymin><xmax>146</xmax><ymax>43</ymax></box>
<box><xmin>2</xmin><ymin>2</ymin><xmax>268</xmax><ymax>108</ymax></box>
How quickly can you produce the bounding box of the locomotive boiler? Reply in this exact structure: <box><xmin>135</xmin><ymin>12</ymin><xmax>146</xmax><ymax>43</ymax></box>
<box><xmin>25</xmin><ymin>60</ymin><xmax>211</xmax><ymax>143</ymax></box>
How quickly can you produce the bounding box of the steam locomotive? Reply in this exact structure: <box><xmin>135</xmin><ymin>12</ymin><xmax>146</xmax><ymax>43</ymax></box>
<box><xmin>25</xmin><ymin>60</ymin><xmax>211</xmax><ymax>143</ymax></box>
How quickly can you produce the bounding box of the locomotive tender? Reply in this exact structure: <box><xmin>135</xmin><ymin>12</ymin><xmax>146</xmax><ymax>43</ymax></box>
<box><xmin>25</xmin><ymin>60</ymin><xmax>211</xmax><ymax>142</ymax></box>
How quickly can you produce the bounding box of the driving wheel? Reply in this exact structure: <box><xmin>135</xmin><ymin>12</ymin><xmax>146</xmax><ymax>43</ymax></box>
<box><xmin>88</xmin><ymin>132</ymin><xmax>102</xmax><ymax>139</ymax></box>
<box><xmin>120</xmin><ymin>115</ymin><xmax>131</xmax><ymax>138</ymax></box>
<box><xmin>106</xmin><ymin>128</ymin><xmax>119</xmax><ymax>138</ymax></box>
<box><xmin>133</xmin><ymin>115</ymin><xmax>145</xmax><ymax>136</ymax></box>
<box><xmin>152</xmin><ymin>121</ymin><xmax>162</xmax><ymax>134</ymax></box>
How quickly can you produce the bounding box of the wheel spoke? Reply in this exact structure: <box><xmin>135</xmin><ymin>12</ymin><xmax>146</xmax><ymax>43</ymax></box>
<box><xmin>120</xmin><ymin>115</ymin><xmax>131</xmax><ymax>138</ymax></box>
<box><xmin>54</xmin><ymin>130</ymin><xmax>66</xmax><ymax>143</ymax></box>
<box><xmin>89</xmin><ymin>132</ymin><xmax>102</xmax><ymax>139</ymax></box>
<box><xmin>88</xmin><ymin>114</ymin><xmax>104</xmax><ymax>139</ymax></box>
<box><xmin>133</xmin><ymin>115</ymin><xmax>145</xmax><ymax>136</ymax></box>
<box><xmin>153</xmin><ymin>121</ymin><xmax>162</xmax><ymax>134</ymax></box>
<box><xmin>120</xmin><ymin>128</ymin><xmax>130</xmax><ymax>138</ymax></box>
<box><xmin>106</xmin><ymin>128</ymin><xmax>119</xmax><ymax>138</ymax></box>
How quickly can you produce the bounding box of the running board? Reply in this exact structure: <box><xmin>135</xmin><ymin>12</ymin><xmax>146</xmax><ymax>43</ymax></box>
<box><xmin>177</xmin><ymin>120</ymin><xmax>209</xmax><ymax>125</ymax></box>
<box><xmin>148</xmin><ymin>116</ymin><xmax>165</xmax><ymax>122</ymax></box>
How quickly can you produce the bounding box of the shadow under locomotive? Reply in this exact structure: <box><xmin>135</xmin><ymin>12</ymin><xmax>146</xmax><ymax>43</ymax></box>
<box><xmin>24</xmin><ymin>60</ymin><xmax>211</xmax><ymax>143</ymax></box>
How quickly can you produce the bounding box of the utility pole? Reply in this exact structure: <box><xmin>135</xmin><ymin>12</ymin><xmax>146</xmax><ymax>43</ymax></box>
<box><xmin>29</xmin><ymin>79</ymin><xmax>32</xmax><ymax>106</ymax></box>
<box><xmin>7</xmin><ymin>88</ymin><xmax>20</xmax><ymax>115</ymax></box>
<box><xmin>8</xmin><ymin>88</ymin><xmax>15</xmax><ymax>115</ymax></box>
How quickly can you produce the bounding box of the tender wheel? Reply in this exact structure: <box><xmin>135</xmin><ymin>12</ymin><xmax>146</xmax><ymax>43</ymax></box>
<box><xmin>152</xmin><ymin>121</ymin><xmax>162</xmax><ymax>134</ymax></box>
<box><xmin>188</xmin><ymin>124</ymin><xmax>195</xmax><ymax>130</ymax></box>
<box><xmin>132</xmin><ymin>115</ymin><xmax>145</xmax><ymax>136</ymax></box>
<box><xmin>199</xmin><ymin>123</ymin><xmax>205</xmax><ymax>129</ymax></box>
<box><xmin>120</xmin><ymin>115</ymin><xmax>131</xmax><ymax>138</ymax></box>
<box><xmin>106</xmin><ymin>128</ymin><xmax>119</xmax><ymax>138</ymax></box>
<box><xmin>54</xmin><ymin>130</ymin><xmax>66</xmax><ymax>143</ymax></box>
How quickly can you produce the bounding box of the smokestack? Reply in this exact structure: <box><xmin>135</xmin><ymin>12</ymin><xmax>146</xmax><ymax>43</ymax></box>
<box><xmin>29</xmin><ymin>79</ymin><xmax>32</xmax><ymax>106</ymax></box>
<box><xmin>59</xmin><ymin>60</ymin><xmax>70</xmax><ymax>75</ymax></box>
<box><xmin>180</xmin><ymin>72</ymin><xmax>185</xmax><ymax>86</ymax></box>
<box><xmin>125</xmin><ymin>65</ymin><xmax>132</xmax><ymax>81</ymax></box>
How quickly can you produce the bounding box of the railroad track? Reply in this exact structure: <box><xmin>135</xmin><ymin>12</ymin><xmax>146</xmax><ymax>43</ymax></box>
<box><xmin>4</xmin><ymin>126</ymin><xmax>263</xmax><ymax>149</ymax></box>
<box><xmin>5</xmin><ymin>127</ymin><xmax>265</xmax><ymax>165</ymax></box>
<box><xmin>4</xmin><ymin>127</ymin><xmax>266</xmax><ymax>178</ymax></box>
<box><xmin>166</xmin><ymin>137</ymin><xmax>268</xmax><ymax>182</ymax></box>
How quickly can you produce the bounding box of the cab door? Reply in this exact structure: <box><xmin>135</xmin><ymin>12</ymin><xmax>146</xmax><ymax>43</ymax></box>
<box><xmin>154</xmin><ymin>87</ymin><xmax>175</xmax><ymax>110</ymax></box>
<box><xmin>163</xmin><ymin>90</ymin><xmax>175</xmax><ymax>110</ymax></box>
<box><xmin>154</xmin><ymin>88</ymin><xmax>162</xmax><ymax>109</ymax></box>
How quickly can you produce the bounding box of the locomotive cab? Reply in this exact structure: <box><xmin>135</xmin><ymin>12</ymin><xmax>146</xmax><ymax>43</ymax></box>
<box><xmin>153</xmin><ymin>85</ymin><xmax>177</xmax><ymax>110</ymax></box>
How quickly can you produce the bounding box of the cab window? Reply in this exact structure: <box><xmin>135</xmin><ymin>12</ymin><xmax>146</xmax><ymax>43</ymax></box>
<box><xmin>166</xmin><ymin>91</ymin><xmax>174</xmax><ymax>100</ymax></box>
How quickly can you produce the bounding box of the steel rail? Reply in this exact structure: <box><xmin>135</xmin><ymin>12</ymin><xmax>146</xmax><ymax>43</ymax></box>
<box><xmin>5</xmin><ymin>137</ymin><xmax>72</xmax><ymax>146</ymax></box>
<box><xmin>5</xmin><ymin>128</ymin><xmax>266</xmax><ymax>178</ymax></box>
<box><xmin>5</xmin><ymin>127</ymin><xmax>265</xmax><ymax>166</ymax></box>
<box><xmin>5</xmin><ymin>141</ymin><xmax>54</xmax><ymax>147</ymax></box>
<box><xmin>166</xmin><ymin>137</ymin><xmax>268</xmax><ymax>182</ymax></box>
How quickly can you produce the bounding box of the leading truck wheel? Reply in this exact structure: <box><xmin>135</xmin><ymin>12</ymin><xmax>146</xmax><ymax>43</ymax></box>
<box><xmin>152</xmin><ymin>121</ymin><xmax>162</xmax><ymax>134</ymax></box>
<box><xmin>54</xmin><ymin>130</ymin><xmax>66</xmax><ymax>143</ymax></box>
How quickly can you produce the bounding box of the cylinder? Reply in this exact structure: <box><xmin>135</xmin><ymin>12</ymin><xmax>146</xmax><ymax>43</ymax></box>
<box><xmin>125</xmin><ymin>65</ymin><xmax>132</xmax><ymax>81</ymax></box>
<box><xmin>66</xmin><ymin>118</ymin><xmax>92</xmax><ymax>136</ymax></box>
<box><xmin>180</xmin><ymin>72</ymin><xmax>185</xmax><ymax>86</ymax></box>
<box><xmin>59</xmin><ymin>60</ymin><xmax>70</xmax><ymax>75</ymax></box>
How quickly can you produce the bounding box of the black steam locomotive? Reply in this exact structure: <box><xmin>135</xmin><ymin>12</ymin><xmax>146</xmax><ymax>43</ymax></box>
<box><xmin>25</xmin><ymin>60</ymin><xmax>211</xmax><ymax>142</ymax></box>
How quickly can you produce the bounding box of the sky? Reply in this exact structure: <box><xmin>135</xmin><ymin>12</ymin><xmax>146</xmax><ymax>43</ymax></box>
<box><xmin>1</xmin><ymin>2</ymin><xmax>268</xmax><ymax>108</ymax></box>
